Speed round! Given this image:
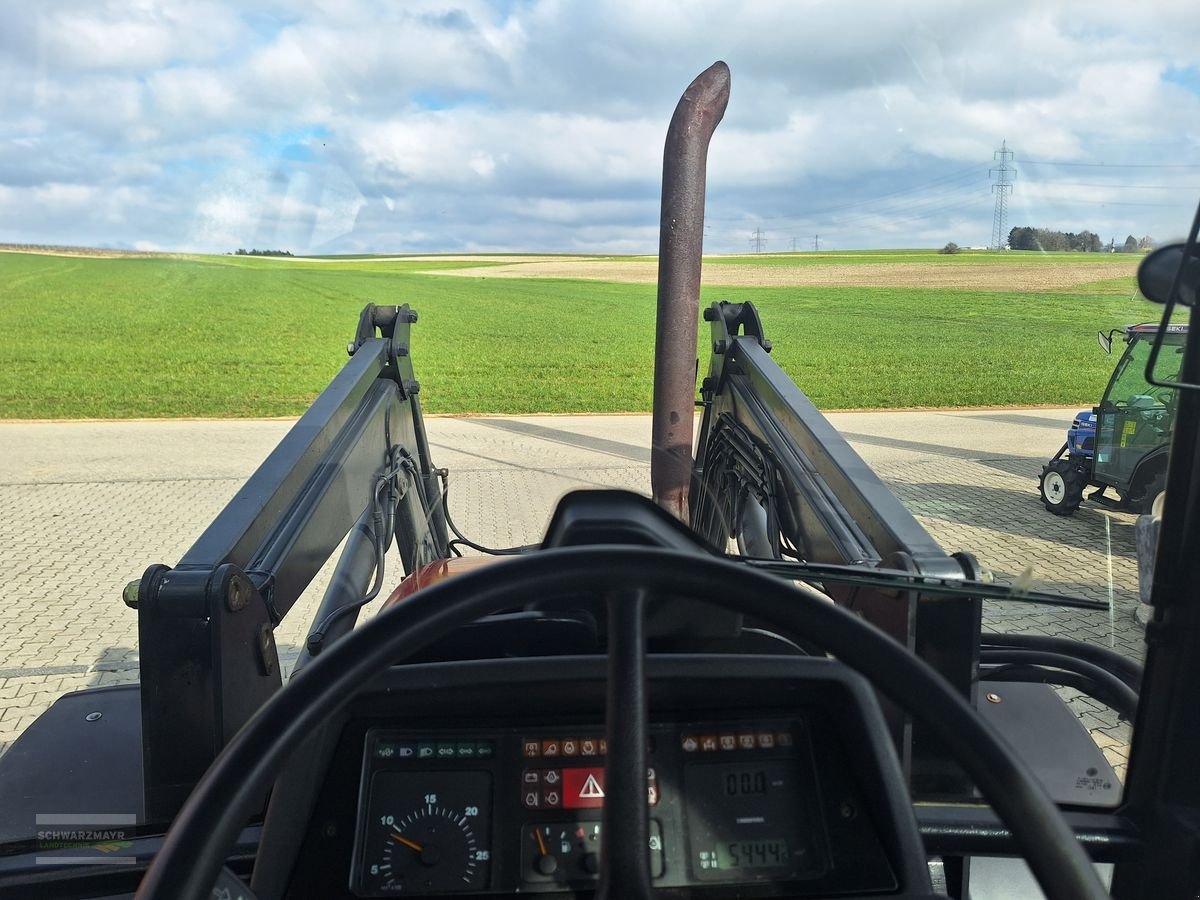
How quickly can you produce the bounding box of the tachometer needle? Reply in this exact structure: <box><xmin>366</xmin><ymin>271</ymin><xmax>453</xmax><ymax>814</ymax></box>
<box><xmin>391</xmin><ymin>833</ymin><xmax>424</xmax><ymax>853</ymax></box>
<box><xmin>534</xmin><ymin>829</ymin><xmax>548</xmax><ymax>856</ymax></box>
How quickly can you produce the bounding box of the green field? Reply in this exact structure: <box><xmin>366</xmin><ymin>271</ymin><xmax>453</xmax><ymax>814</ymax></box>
<box><xmin>0</xmin><ymin>250</ymin><xmax>1166</xmax><ymax>419</ymax></box>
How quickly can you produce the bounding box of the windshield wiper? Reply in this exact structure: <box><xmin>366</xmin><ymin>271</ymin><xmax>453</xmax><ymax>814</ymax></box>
<box><xmin>737</xmin><ymin>556</ymin><xmax>1109</xmax><ymax>611</ymax></box>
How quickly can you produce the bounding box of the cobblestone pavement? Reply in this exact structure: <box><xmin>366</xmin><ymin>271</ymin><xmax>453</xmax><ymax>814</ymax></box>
<box><xmin>0</xmin><ymin>411</ymin><xmax>1145</xmax><ymax>782</ymax></box>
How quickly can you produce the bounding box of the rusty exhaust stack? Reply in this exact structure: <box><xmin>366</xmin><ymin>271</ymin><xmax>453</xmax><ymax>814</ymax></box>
<box><xmin>651</xmin><ymin>61</ymin><xmax>730</xmax><ymax>522</ymax></box>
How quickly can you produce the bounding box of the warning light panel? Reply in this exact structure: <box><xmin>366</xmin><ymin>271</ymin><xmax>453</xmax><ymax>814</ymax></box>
<box><xmin>523</xmin><ymin>766</ymin><xmax>658</xmax><ymax>809</ymax></box>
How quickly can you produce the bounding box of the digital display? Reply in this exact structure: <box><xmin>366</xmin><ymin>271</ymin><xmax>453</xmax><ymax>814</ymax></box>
<box><xmin>724</xmin><ymin>769</ymin><xmax>768</xmax><ymax>796</ymax></box>
<box><xmin>719</xmin><ymin>839</ymin><xmax>790</xmax><ymax>869</ymax></box>
<box><xmin>685</xmin><ymin>756</ymin><xmax>823</xmax><ymax>882</ymax></box>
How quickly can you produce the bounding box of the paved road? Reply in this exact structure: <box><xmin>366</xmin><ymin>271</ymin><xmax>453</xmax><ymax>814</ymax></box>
<box><xmin>0</xmin><ymin>409</ymin><xmax>1143</xmax><ymax>774</ymax></box>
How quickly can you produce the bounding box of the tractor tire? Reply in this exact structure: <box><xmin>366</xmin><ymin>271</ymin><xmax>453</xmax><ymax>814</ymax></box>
<box><xmin>1040</xmin><ymin>459</ymin><xmax>1086</xmax><ymax>516</ymax></box>
<box><xmin>1136</xmin><ymin>472</ymin><xmax>1167</xmax><ymax>515</ymax></box>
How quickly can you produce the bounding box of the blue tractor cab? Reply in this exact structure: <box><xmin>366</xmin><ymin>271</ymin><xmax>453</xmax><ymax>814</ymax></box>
<box><xmin>1039</xmin><ymin>323</ymin><xmax>1188</xmax><ymax>515</ymax></box>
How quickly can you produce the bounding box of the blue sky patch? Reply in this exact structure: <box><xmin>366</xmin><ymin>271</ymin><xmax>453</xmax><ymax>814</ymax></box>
<box><xmin>253</xmin><ymin>127</ymin><xmax>333</xmax><ymax>164</ymax></box>
<box><xmin>240</xmin><ymin>11</ymin><xmax>300</xmax><ymax>41</ymax></box>
<box><xmin>412</xmin><ymin>92</ymin><xmax>450</xmax><ymax>112</ymax></box>
<box><xmin>1164</xmin><ymin>66</ymin><xmax>1200</xmax><ymax>96</ymax></box>
<box><xmin>412</xmin><ymin>91</ymin><xmax>494</xmax><ymax>112</ymax></box>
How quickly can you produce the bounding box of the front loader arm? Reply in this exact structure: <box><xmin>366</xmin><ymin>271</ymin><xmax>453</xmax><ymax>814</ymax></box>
<box><xmin>133</xmin><ymin>303</ymin><xmax>447</xmax><ymax>821</ymax></box>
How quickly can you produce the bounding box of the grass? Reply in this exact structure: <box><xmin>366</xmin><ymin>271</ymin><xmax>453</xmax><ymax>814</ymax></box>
<box><xmin>0</xmin><ymin>250</ymin><xmax>1168</xmax><ymax>419</ymax></box>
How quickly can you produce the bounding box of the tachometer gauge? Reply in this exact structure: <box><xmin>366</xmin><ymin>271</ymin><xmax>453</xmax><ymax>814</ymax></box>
<box><xmin>379</xmin><ymin>805</ymin><xmax>482</xmax><ymax>891</ymax></box>
<box><xmin>355</xmin><ymin>771</ymin><xmax>492</xmax><ymax>896</ymax></box>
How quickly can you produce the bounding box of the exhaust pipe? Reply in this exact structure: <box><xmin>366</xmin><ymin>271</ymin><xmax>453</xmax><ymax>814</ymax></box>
<box><xmin>651</xmin><ymin>61</ymin><xmax>730</xmax><ymax>522</ymax></box>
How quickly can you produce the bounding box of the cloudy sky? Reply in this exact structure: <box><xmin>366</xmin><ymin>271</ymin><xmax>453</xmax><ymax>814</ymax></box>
<box><xmin>2</xmin><ymin>0</ymin><xmax>1199</xmax><ymax>255</ymax></box>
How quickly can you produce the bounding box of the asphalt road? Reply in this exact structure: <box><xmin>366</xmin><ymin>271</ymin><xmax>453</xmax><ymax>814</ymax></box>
<box><xmin>0</xmin><ymin>408</ymin><xmax>1142</xmax><ymax>773</ymax></box>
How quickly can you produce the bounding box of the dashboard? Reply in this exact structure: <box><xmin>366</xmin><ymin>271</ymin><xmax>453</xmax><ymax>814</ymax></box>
<box><xmin>280</xmin><ymin>655</ymin><xmax>923</xmax><ymax>898</ymax></box>
<box><xmin>353</xmin><ymin>719</ymin><xmax>833</xmax><ymax>894</ymax></box>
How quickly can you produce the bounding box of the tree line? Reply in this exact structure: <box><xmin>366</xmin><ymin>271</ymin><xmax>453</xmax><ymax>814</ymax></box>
<box><xmin>232</xmin><ymin>248</ymin><xmax>294</xmax><ymax>257</ymax></box>
<box><xmin>1007</xmin><ymin>227</ymin><xmax>1102</xmax><ymax>252</ymax></box>
<box><xmin>1007</xmin><ymin>227</ymin><xmax>1153</xmax><ymax>253</ymax></box>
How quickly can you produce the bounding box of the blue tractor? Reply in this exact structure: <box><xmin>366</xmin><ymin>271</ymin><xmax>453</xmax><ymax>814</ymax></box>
<box><xmin>1039</xmin><ymin>323</ymin><xmax>1189</xmax><ymax>515</ymax></box>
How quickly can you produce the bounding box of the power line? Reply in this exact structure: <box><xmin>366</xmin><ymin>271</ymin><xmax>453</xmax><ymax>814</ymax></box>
<box><xmin>990</xmin><ymin>140</ymin><xmax>1015</xmax><ymax>250</ymax></box>
<box><xmin>1026</xmin><ymin>182</ymin><xmax>1200</xmax><ymax>190</ymax></box>
<box><xmin>824</xmin><ymin>190</ymin><xmax>986</xmax><ymax>226</ymax></box>
<box><xmin>779</xmin><ymin>197</ymin><xmax>985</xmax><ymax>245</ymax></box>
<box><xmin>1020</xmin><ymin>160</ymin><xmax>1200</xmax><ymax>169</ymax></box>
<box><xmin>750</xmin><ymin>228</ymin><xmax>766</xmax><ymax>253</ymax></box>
<box><xmin>725</xmin><ymin>179</ymin><xmax>988</xmax><ymax>232</ymax></box>
<box><xmin>705</xmin><ymin>167</ymin><xmax>986</xmax><ymax>227</ymax></box>
<box><xmin>837</xmin><ymin>196</ymin><xmax>985</xmax><ymax>229</ymax></box>
<box><xmin>763</xmin><ymin>193</ymin><xmax>986</xmax><ymax>234</ymax></box>
<box><xmin>781</xmin><ymin>166</ymin><xmax>986</xmax><ymax>221</ymax></box>
<box><xmin>1016</xmin><ymin>199</ymin><xmax>1194</xmax><ymax>209</ymax></box>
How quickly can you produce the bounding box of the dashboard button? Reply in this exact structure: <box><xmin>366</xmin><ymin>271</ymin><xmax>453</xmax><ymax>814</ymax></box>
<box><xmin>681</xmin><ymin>735</ymin><xmax>699</xmax><ymax>752</ymax></box>
<box><xmin>562</xmin><ymin>738</ymin><xmax>579</xmax><ymax>757</ymax></box>
<box><xmin>522</xmin><ymin>739</ymin><xmax>540</xmax><ymax>758</ymax></box>
<box><xmin>523</xmin><ymin>790</ymin><xmax>542</xmax><ymax>809</ymax></box>
<box><xmin>580</xmin><ymin>738</ymin><xmax>597</xmax><ymax>756</ymax></box>
<box><xmin>563</xmin><ymin>768</ymin><xmax>606</xmax><ymax>808</ymax></box>
<box><xmin>542</xmin><ymin>740</ymin><xmax>561</xmax><ymax>757</ymax></box>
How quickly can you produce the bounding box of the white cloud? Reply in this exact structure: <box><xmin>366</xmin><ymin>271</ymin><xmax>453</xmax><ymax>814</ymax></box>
<box><xmin>35</xmin><ymin>182</ymin><xmax>98</xmax><ymax>207</ymax></box>
<box><xmin>35</xmin><ymin>2</ymin><xmax>249</xmax><ymax>70</ymax></box>
<box><xmin>149</xmin><ymin>68</ymin><xmax>240</xmax><ymax>125</ymax></box>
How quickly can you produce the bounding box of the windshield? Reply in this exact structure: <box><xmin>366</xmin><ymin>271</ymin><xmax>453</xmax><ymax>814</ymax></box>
<box><xmin>2</xmin><ymin>0</ymin><xmax>1197</xmax><ymax>851</ymax></box>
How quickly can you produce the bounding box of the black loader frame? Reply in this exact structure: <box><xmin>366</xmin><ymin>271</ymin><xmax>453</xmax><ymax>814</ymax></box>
<box><xmin>131</xmin><ymin>303</ymin><xmax>448</xmax><ymax>821</ymax></box>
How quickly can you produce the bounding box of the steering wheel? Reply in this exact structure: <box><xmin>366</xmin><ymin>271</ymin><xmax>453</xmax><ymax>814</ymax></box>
<box><xmin>133</xmin><ymin>546</ymin><xmax>1110</xmax><ymax>900</ymax></box>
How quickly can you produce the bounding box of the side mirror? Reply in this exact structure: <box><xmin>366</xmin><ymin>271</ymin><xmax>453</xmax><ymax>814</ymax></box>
<box><xmin>1138</xmin><ymin>242</ymin><xmax>1198</xmax><ymax>306</ymax></box>
<box><xmin>1097</xmin><ymin>330</ymin><xmax>1113</xmax><ymax>354</ymax></box>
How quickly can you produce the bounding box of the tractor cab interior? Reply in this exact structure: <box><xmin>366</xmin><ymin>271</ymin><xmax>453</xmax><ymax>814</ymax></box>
<box><xmin>3</xmin><ymin>33</ymin><xmax>1200</xmax><ymax>900</ymax></box>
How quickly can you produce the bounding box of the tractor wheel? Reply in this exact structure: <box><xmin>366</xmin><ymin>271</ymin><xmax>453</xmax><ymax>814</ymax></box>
<box><xmin>1040</xmin><ymin>459</ymin><xmax>1086</xmax><ymax>516</ymax></box>
<box><xmin>1136</xmin><ymin>471</ymin><xmax>1167</xmax><ymax>515</ymax></box>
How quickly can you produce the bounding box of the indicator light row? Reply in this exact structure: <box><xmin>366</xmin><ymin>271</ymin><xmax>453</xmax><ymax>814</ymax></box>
<box><xmin>680</xmin><ymin>731</ymin><xmax>793</xmax><ymax>753</ymax></box>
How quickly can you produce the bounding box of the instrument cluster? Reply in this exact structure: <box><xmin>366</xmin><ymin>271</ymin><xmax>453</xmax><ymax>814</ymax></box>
<box><xmin>351</xmin><ymin>719</ymin><xmax>845</xmax><ymax>896</ymax></box>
